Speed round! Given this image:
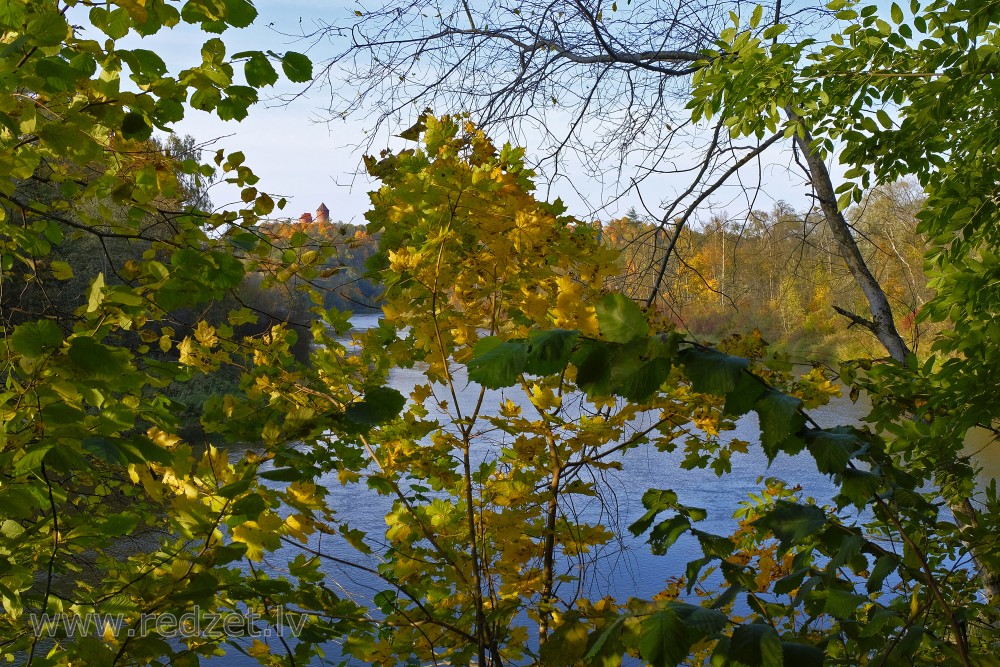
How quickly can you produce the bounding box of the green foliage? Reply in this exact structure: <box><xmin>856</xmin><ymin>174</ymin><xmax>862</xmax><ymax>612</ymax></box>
<box><xmin>466</xmin><ymin>337</ymin><xmax>529</xmax><ymax>388</ymax></box>
<box><xmin>525</xmin><ymin>328</ymin><xmax>580</xmax><ymax>375</ymax></box>
<box><xmin>751</xmin><ymin>501</ymin><xmax>827</xmax><ymax>552</ymax></box>
<box><xmin>0</xmin><ymin>3</ymin><xmax>379</xmax><ymax>666</ymax></box>
<box><xmin>5</xmin><ymin>0</ymin><xmax>1000</xmax><ymax>665</ymax></box>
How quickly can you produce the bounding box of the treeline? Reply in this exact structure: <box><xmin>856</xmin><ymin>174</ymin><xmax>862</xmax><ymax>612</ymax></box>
<box><xmin>266</xmin><ymin>180</ymin><xmax>933</xmax><ymax>362</ymax></box>
<box><xmin>601</xmin><ymin>180</ymin><xmax>933</xmax><ymax>359</ymax></box>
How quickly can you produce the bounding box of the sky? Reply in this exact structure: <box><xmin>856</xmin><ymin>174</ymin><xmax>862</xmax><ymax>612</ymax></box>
<box><xmin>154</xmin><ymin>2</ymin><xmax>379</xmax><ymax>224</ymax></box>
<box><xmin>164</xmin><ymin>4</ymin><xmax>643</xmax><ymax>226</ymax></box>
<box><xmin>140</xmin><ymin>1</ymin><xmax>875</xmax><ymax>226</ymax></box>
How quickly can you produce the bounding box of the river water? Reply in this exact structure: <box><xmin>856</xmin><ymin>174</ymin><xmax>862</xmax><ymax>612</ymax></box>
<box><xmin>208</xmin><ymin>313</ymin><xmax>997</xmax><ymax>664</ymax></box>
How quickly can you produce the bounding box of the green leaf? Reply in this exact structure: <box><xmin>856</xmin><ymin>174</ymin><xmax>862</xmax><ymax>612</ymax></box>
<box><xmin>40</xmin><ymin>402</ymin><xmax>86</xmax><ymax>425</ymax></box>
<box><xmin>217</xmin><ymin>478</ymin><xmax>255</xmax><ymax>499</ymax></box>
<box><xmin>804</xmin><ymin>428</ymin><xmax>857</xmax><ymax>475</ymax></box>
<box><xmin>891</xmin><ymin>2</ymin><xmax>904</xmax><ymax>23</ymax></box>
<box><xmin>571</xmin><ymin>339</ymin><xmax>613</xmax><ymax>396</ymax></box>
<box><xmin>121</xmin><ymin>111</ymin><xmax>153</xmax><ymax>140</ymax></box>
<box><xmin>781</xmin><ymin>642</ymin><xmax>824</xmax><ymax>667</ymax></box>
<box><xmin>87</xmin><ymin>272</ymin><xmax>105</xmax><ymax>312</ymax></box>
<box><xmin>344</xmin><ymin>386</ymin><xmax>406</xmax><ymax>427</ymax></box>
<box><xmin>729</xmin><ymin>624</ymin><xmax>782</xmax><ymax>667</ymax></box>
<box><xmin>27</xmin><ymin>11</ymin><xmax>68</xmax><ymax>47</ymax></box>
<box><xmin>773</xmin><ymin>569</ymin><xmax>808</xmax><ymax>595</ymax></box>
<box><xmin>524</xmin><ymin>329</ymin><xmax>579</xmax><ymax>376</ymax></box>
<box><xmin>281</xmin><ymin>51</ymin><xmax>313</xmax><ymax>82</ymax></box>
<box><xmin>15</xmin><ymin>443</ymin><xmax>53</xmax><ymax>475</ymax></box>
<box><xmin>0</xmin><ymin>489</ymin><xmax>37</xmax><ymax>519</ymax></box>
<box><xmin>824</xmin><ymin>588</ymin><xmax>868</xmax><ymax>619</ymax></box>
<box><xmin>876</xmin><ymin>109</ymin><xmax>892</xmax><ymax>129</ymax></box>
<box><xmin>867</xmin><ymin>554</ymin><xmax>899</xmax><ymax>593</ymax></box>
<box><xmin>244</xmin><ymin>52</ymin><xmax>278</xmax><ymax>87</ymax></box>
<box><xmin>373</xmin><ymin>590</ymin><xmax>398</xmax><ymax>614</ymax></box>
<box><xmin>118</xmin><ymin>437</ymin><xmax>174</xmax><ymax>465</ymax></box>
<box><xmin>583</xmin><ymin>617</ymin><xmax>625</xmax><ymax>662</ymax></box>
<box><xmin>615</xmin><ymin>355</ymin><xmax>671</xmax><ymax>401</ymax></box>
<box><xmin>539</xmin><ymin>614</ymin><xmax>590</xmax><ymax>666</ymax></box>
<box><xmin>752</xmin><ymin>501</ymin><xmax>827</xmax><ymax>551</ymax></box>
<box><xmin>467</xmin><ymin>337</ymin><xmax>527</xmax><ymax>389</ymax></box>
<box><xmin>82</xmin><ymin>437</ymin><xmax>127</xmax><ymax>465</ymax></box>
<box><xmin>68</xmin><ymin>336</ymin><xmax>131</xmax><ymax>380</ymax></box>
<box><xmin>670</xmin><ymin>603</ymin><xmax>726</xmax><ymax>639</ymax></box>
<box><xmin>10</xmin><ymin>320</ymin><xmax>63</xmax><ymax>357</ymax></box>
<box><xmin>224</xmin><ymin>0</ymin><xmax>257</xmax><ymax>27</ymax></box>
<box><xmin>106</xmin><ymin>286</ymin><xmax>144</xmax><ymax>307</ymax></box>
<box><xmin>154</xmin><ymin>97</ymin><xmax>184</xmax><ymax>123</ymax></box>
<box><xmin>49</xmin><ymin>260</ymin><xmax>73</xmax><ymax>280</ymax></box>
<box><xmin>230</xmin><ymin>493</ymin><xmax>266</xmax><ymax>520</ymax></box>
<box><xmin>595</xmin><ymin>293</ymin><xmax>648</xmax><ymax>342</ymax></box>
<box><xmin>762</xmin><ymin>24</ymin><xmax>788</xmax><ymax>39</ymax></box>
<box><xmin>609</xmin><ymin>338</ymin><xmax>674</xmax><ymax>401</ymax></box>
<box><xmin>0</xmin><ymin>1</ymin><xmax>27</xmax><ymax>27</ymax></box>
<box><xmin>639</xmin><ymin>610</ymin><xmax>690</xmax><ymax>667</ymax></box>
<box><xmin>230</xmin><ymin>231</ymin><xmax>260</xmax><ymax>251</ymax></box>
<box><xmin>723</xmin><ymin>371</ymin><xmax>766</xmax><ymax>417</ymax></box>
<box><xmin>37</xmin><ymin>123</ymin><xmax>87</xmax><ymax>158</ymax></box>
<box><xmin>679</xmin><ymin>347</ymin><xmax>748</xmax><ymax>395</ymax></box>
<box><xmin>648</xmin><ymin>515</ymin><xmax>691</xmax><ymax>555</ymax></box>
<box><xmin>629</xmin><ymin>489</ymin><xmax>679</xmax><ymax>535</ymax></box>
<box><xmin>260</xmin><ymin>467</ymin><xmax>308</xmax><ymax>482</ymax></box>
<box><xmin>837</xmin><ymin>468</ymin><xmax>881</xmax><ymax>509</ymax></box>
<box><xmin>122</xmin><ymin>48</ymin><xmax>167</xmax><ymax>78</ymax></box>
<box><xmin>190</xmin><ymin>86</ymin><xmax>221</xmax><ymax>111</ymax></box>
<box><xmin>754</xmin><ymin>390</ymin><xmax>805</xmax><ymax>460</ymax></box>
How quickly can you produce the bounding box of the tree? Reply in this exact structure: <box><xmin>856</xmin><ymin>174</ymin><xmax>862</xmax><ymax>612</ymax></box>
<box><xmin>690</xmin><ymin>0</ymin><xmax>1000</xmax><ymax>603</ymax></box>
<box><xmin>341</xmin><ymin>115</ymin><xmax>849</xmax><ymax>666</ymax></box>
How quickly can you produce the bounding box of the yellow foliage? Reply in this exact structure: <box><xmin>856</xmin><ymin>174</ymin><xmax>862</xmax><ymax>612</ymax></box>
<box><xmin>231</xmin><ymin>513</ymin><xmax>283</xmax><ymax>561</ymax></box>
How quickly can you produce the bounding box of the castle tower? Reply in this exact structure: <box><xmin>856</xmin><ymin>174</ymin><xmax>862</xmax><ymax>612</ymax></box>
<box><xmin>315</xmin><ymin>203</ymin><xmax>330</xmax><ymax>224</ymax></box>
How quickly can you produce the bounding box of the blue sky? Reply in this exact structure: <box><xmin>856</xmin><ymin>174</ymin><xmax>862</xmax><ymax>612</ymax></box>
<box><xmin>146</xmin><ymin>1</ymin><xmax>888</xmax><ymax>226</ymax></box>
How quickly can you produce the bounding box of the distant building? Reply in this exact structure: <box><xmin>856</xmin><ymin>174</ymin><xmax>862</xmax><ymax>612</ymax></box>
<box><xmin>297</xmin><ymin>204</ymin><xmax>329</xmax><ymax>225</ymax></box>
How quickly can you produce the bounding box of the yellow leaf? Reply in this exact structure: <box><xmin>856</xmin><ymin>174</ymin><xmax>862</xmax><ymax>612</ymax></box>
<box><xmin>285</xmin><ymin>513</ymin><xmax>315</xmax><ymax>542</ymax></box>
<box><xmin>232</xmin><ymin>513</ymin><xmax>283</xmax><ymax>560</ymax></box>
<box><xmin>530</xmin><ymin>383</ymin><xmax>561</xmax><ymax>412</ymax></box>
<box><xmin>248</xmin><ymin>639</ymin><xmax>270</xmax><ymax>657</ymax></box>
<box><xmin>194</xmin><ymin>321</ymin><xmax>217</xmax><ymax>347</ymax></box>
<box><xmin>102</xmin><ymin>620</ymin><xmax>118</xmax><ymax>644</ymax></box>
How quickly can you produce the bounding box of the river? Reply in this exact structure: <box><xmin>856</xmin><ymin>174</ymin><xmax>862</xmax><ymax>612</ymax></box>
<box><xmin>208</xmin><ymin>313</ymin><xmax>996</xmax><ymax>664</ymax></box>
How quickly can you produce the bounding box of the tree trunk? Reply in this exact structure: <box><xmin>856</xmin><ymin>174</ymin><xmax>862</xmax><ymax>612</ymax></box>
<box><xmin>786</xmin><ymin>109</ymin><xmax>911</xmax><ymax>363</ymax></box>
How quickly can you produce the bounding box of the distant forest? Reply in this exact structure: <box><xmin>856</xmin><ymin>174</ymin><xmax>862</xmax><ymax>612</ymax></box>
<box><xmin>600</xmin><ymin>180</ymin><xmax>930</xmax><ymax>359</ymax></box>
<box><xmin>272</xmin><ymin>180</ymin><xmax>929</xmax><ymax>361</ymax></box>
